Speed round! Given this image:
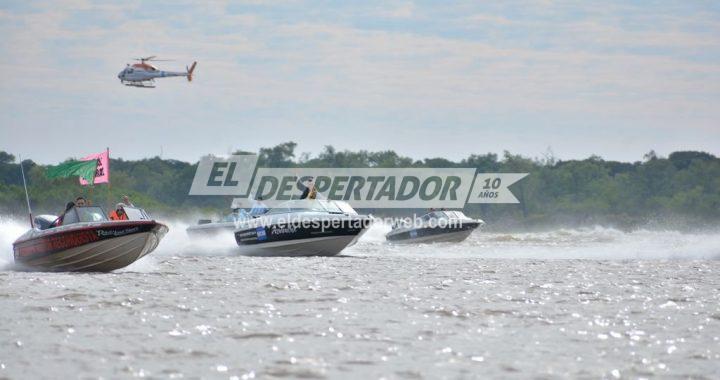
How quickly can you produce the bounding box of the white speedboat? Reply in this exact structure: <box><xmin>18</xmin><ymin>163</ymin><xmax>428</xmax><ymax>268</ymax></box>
<box><xmin>386</xmin><ymin>210</ymin><xmax>483</xmax><ymax>244</ymax></box>
<box><xmin>186</xmin><ymin>209</ymin><xmax>246</xmax><ymax>238</ymax></box>
<box><xmin>234</xmin><ymin>200</ymin><xmax>372</xmax><ymax>256</ymax></box>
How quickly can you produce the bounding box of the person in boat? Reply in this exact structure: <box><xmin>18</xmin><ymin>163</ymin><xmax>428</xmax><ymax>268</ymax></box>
<box><xmin>250</xmin><ymin>196</ymin><xmax>269</xmax><ymax>216</ymax></box>
<box><xmin>224</xmin><ymin>208</ymin><xmax>251</xmax><ymax>222</ymax></box>
<box><xmin>75</xmin><ymin>196</ymin><xmax>87</xmax><ymax>207</ymax></box>
<box><xmin>122</xmin><ymin>195</ymin><xmax>134</xmax><ymax>207</ymax></box>
<box><xmin>52</xmin><ymin>201</ymin><xmax>76</xmax><ymax>227</ymax></box>
<box><xmin>233</xmin><ymin>208</ymin><xmax>250</xmax><ymax>221</ymax></box>
<box><xmin>299</xmin><ymin>177</ymin><xmax>313</xmax><ymax>199</ymax></box>
<box><xmin>299</xmin><ymin>177</ymin><xmax>320</xmax><ymax>200</ymax></box>
<box><xmin>109</xmin><ymin>203</ymin><xmax>128</xmax><ymax>221</ymax></box>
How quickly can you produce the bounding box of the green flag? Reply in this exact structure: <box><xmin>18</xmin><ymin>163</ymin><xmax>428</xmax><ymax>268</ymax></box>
<box><xmin>46</xmin><ymin>160</ymin><xmax>98</xmax><ymax>185</ymax></box>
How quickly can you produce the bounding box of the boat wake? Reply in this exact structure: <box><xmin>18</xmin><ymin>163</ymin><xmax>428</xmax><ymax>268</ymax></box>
<box><xmin>153</xmin><ymin>219</ymin><xmax>239</xmax><ymax>257</ymax></box>
<box><xmin>347</xmin><ymin>222</ymin><xmax>720</xmax><ymax>260</ymax></box>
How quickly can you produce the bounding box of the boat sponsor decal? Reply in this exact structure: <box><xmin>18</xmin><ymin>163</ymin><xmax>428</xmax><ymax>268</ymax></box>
<box><xmin>15</xmin><ymin>230</ymin><xmax>100</xmax><ymax>258</ymax></box>
<box><xmin>189</xmin><ymin>155</ymin><xmax>527</xmax><ymax>208</ymax></box>
<box><xmin>236</xmin><ymin>230</ymin><xmax>257</xmax><ymax>238</ymax></box>
<box><xmin>271</xmin><ymin>226</ymin><xmax>297</xmax><ymax>235</ymax></box>
<box><xmin>96</xmin><ymin>226</ymin><xmax>140</xmax><ymax>237</ymax></box>
<box><xmin>256</xmin><ymin>227</ymin><xmax>267</xmax><ymax>241</ymax></box>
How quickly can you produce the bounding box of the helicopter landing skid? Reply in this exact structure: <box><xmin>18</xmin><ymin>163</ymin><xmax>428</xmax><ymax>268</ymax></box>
<box><xmin>122</xmin><ymin>80</ymin><xmax>155</xmax><ymax>88</ymax></box>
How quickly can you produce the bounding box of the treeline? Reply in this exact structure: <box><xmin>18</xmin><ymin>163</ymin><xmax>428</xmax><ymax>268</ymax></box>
<box><xmin>0</xmin><ymin>145</ymin><xmax>718</xmax><ymax>228</ymax></box>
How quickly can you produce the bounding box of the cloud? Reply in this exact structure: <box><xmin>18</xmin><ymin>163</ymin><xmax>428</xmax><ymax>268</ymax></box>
<box><xmin>0</xmin><ymin>1</ymin><xmax>718</xmax><ymax>162</ymax></box>
<box><xmin>376</xmin><ymin>2</ymin><xmax>415</xmax><ymax>19</ymax></box>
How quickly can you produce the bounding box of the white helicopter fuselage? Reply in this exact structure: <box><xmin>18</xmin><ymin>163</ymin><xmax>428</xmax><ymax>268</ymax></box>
<box><xmin>117</xmin><ymin>61</ymin><xmax>196</xmax><ymax>88</ymax></box>
<box><xmin>118</xmin><ymin>67</ymin><xmax>187</xmax><ymax>81</ymax></box>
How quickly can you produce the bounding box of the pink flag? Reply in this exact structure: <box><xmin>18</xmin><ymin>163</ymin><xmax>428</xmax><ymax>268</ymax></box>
<box><xmin>79</xmin><ymin>149</ymin><xmax>110</xmax><ymax>185</ymax></box>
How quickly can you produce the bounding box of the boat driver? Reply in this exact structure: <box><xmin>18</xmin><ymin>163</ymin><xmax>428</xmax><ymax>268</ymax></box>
<box><xmin>52</xmin><ymin>201</ymin><xmax>76</xmax><ymax>227</ymax></box>
<box><xmin>299</xmin><ymin>177</ymin><xmax>318</xmax><ymax>200</ymax></box>
<box><xmin>250</xmin><ymin>196</ymin><xmax>269</xmax><ymax>215</ymax></box>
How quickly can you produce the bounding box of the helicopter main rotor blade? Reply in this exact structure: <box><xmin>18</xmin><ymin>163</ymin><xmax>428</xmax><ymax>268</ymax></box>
<box><xmin>132</xmin><ymin>56</ymin><xmax>176</xmax><ymax>62</ymax></box>
<box><xmin>133</xmin><ymin>55</ymin><xmax>157</xmax><ymax>61</ymax></box>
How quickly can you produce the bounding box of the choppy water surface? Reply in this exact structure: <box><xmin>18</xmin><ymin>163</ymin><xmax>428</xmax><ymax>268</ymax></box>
<box><xmin>1</xmin><ymin>219</ymin><xmax>719</xmax><ymax>379</ymax></box>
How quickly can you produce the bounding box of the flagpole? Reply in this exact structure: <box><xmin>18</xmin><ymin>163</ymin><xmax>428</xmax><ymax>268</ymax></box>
<box><xmin>106</xmin><ymin>147</ymin><xmax>111</xmax><ymax>210</ymax></box>
<box><xmin>19</xmin><ymin>155</ymin><xmax>34</xmax><ymax>229</ymax></box>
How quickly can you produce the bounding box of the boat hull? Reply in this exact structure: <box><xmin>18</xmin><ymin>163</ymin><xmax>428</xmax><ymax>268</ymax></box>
<box><xmin>13</xmin><ymin>221</ymin><xmax>168</xmax><ymax>272</ymax></box>
<box><xmin>235</xmin><ymin>216</ymin><xmax>371</xmax><ymax>257</ymax></box>
<box><xmin>386</xmin><ymin>222</ymin><xmax>481</xmax><ymax>244</ymax></box>
<box><xmin>238</xmin><ymin>235</ymin><xmax>363</xmax><ymax>257</ymax></box>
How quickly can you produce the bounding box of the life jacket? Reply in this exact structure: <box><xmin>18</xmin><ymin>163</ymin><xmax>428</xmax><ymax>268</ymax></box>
<box><xmin>109</xmin><ymin>210</ymin><xmax>128</xmax><ymax>221</ymax></box>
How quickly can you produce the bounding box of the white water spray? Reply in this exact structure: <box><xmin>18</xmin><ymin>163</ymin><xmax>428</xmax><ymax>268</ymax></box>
<box><xmin>352</xmin><ymin>221</ymin><xmax>720</xmax><ymax>260</ymax></box>
<box><xmin>0</xmin><ymin>217</ymin><xmax>27</xmax><ymax>269</ymax></box>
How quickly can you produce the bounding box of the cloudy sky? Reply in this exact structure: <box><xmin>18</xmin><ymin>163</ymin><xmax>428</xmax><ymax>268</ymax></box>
<box><xmin>0</xmin><ymin>1</ymin><xmax>718</xmax><ymax>164</ymax></box>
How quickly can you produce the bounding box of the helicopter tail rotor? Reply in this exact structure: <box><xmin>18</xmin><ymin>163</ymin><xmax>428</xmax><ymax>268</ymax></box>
<box><xmin>186</xmin><ymin>61</ymin><xmax>197</xmax><ymax>82</ymax></box>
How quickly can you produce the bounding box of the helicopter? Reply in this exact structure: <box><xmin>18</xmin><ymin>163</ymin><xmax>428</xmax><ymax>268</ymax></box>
<box><xmin>118</xmin><ymin>56</ymin><xmax>197</xmax><ymax>88</ymax></box>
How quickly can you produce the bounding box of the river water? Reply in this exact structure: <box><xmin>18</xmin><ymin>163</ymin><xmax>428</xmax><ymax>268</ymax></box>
<box><xmin>1</xmin><ymin>218</ymin><xmax>719</xmax><ymax>379</ymax></box>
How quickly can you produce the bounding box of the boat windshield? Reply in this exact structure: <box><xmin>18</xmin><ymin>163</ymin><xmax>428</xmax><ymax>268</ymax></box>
<box><xmin>334</xmin><ymin>201</ymin><xmax>358</xmax><ymax>215</ymax></box>
<box><xmin>448</xmin><ymin>211</ymin><xmax>469</xmax><ymax>219</ymax></box>
<box><xmin>266</xmin><ymin>199</ymin><xmax>347</xmax><ymax>214</ymax></box>
<box><xmin>424</xmin><ymin>211</ymin><xmax>470</xmax><ymax>220</ymax></box>
<box><xmin>421</xmin><ymin>211</ymin><xmax>456</xmax><ymax>221</ymax></box>
<box><xmin>123</xmin><ymin>206</ymin><xmax>151</xmax><ymax>221</ymax></box>
<box><xmin>221</xmin><ymin>209</ymin><xmax>251</xmax><ymax>222</ymax></box>
<box><xmin>73</xmin><ymin>206</ymin><xmax>109</xmax><ymax>223</ymax></box>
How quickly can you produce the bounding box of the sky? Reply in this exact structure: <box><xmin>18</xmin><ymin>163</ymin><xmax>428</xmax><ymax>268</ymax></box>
<box><xmin>0</xmin><ymin>0</ymin><xmax>719</xmax><ymax>164</ymax></box>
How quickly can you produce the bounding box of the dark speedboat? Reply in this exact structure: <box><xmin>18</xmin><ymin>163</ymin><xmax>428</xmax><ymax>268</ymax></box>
<box><xmin>13</xmin><ymin>206</ymin><xmax>168</xmax><ymax>272</ymax></box>
<box><xmin>385</xmin><ymin>210</ymin><xmax>483</xmax><ymax>244</ymax></box>
<box><xmin>234</xmin><ymin>200</ymin><xmax>372</xmax><ymax>256</ymax></box>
